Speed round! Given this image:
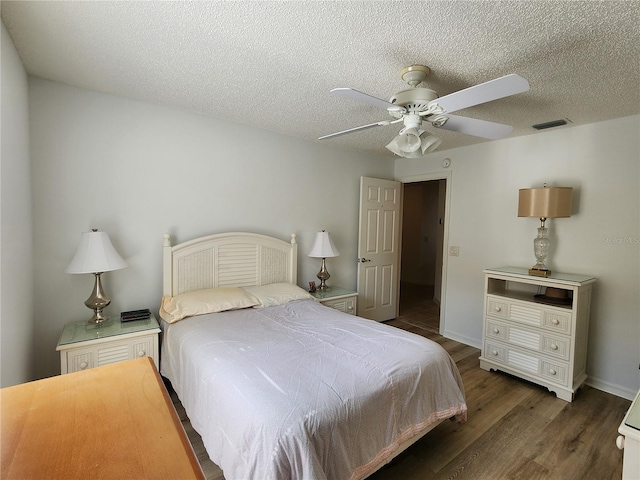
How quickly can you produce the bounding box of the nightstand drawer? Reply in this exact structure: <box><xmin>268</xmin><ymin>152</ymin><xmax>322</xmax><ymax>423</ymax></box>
<box><xmin>310</xmin><ymin>287</ymin><xmax>358</xmax><ymax>316</ymax></box>
<box><xmin>321</xmin><ymin>296</ymin><xmax>357</xmax><ymax>315</ymax></box>
<box><xmin>63</xmin><ymin>334</ymin><xmax>157</xmax><ymax>373</ymax></box>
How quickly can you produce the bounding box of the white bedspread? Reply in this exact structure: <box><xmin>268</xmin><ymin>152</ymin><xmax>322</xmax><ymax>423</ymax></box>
<box><xmin>161</xmin><ymin>299</ymin><xmax>466</xmax><ymax>480</ymax></box>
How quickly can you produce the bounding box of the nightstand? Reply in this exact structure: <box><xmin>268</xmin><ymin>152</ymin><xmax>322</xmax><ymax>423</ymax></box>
<box><xmin>56</xmin><ymin>313</ymin><xmax>160</xmax><ymax>374</ymax></box>
<box><xmin>617</xmin><ymin>389</ymin><xmax>640</xmax><ymax>479</ymax></box>
<box><xmin>311</xmin><ymin>286</ymin><xmax>358</xmax><ymax>315</ymax></box>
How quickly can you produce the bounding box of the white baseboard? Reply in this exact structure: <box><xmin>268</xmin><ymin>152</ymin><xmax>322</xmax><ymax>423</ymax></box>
<box><xmin>585</xmin><ymin>376</ymin><xmax>638</xmax><ymax>401</ymax></box>
<box><xmin>442</xmin><ymin>330</ymin><xmax>482</xmax><ymax>349</ymax></box>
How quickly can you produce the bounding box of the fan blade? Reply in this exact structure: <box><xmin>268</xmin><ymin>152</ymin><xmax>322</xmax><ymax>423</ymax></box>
<box><xmin>429</xmin><ymin>74</ymin><xmax>530</xmax><ymax>114</ymax></box>
<box><xmin>318</xmin><ymin>120</ymin><xmax>398</xmax><ymax>140</ymax></box>
<box><xmin>330</xmin><ymin>88</ymin><xmax>406</xmax><ymax>112</ymax></box>
<box><xmin>436</xmin><ymin>115</ymin><xmax>513</xmax><ymax>140</ymax></box>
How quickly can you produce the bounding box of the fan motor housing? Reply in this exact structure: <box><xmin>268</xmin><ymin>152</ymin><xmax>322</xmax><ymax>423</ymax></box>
<box><xmin>389</xmin><ymin>87</ymin><xmax>439</xmax><ymax>112</ymax></box>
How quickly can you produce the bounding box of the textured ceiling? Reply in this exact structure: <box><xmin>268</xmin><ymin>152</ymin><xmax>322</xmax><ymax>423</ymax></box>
<box><xmin>2</xmin><ymin>1</ymin><xmax>639</xmax><ymax>157</ymax></box>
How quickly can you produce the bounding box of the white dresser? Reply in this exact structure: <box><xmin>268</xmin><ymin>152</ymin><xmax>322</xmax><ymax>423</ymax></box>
<box><xmin>479</xmin><ymin>267</ymin><xmax>595</xmax><ymax>402</ymax></box>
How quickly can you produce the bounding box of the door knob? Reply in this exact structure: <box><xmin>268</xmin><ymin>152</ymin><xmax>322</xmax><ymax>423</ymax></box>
<box><xmin>358</xmin><ymin>258</ymin><xmax>371</xmax><ymax>263</ymax></box>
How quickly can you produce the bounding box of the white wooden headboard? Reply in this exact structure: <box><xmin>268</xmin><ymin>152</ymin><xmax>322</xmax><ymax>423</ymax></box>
<box><xmin>163</xmin><ymin>232</ymin><xmax>298</xmax><ymax>297</ymax></box>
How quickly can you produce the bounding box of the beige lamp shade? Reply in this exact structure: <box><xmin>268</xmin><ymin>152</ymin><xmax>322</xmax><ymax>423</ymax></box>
<box><xmin>65</xmin><ymin>230</ymin><xmax>128</xmax><ymax>274</ymax></box>
<box><xmin>518</xmin><ymin>187</ymin><xmax>573</xmax><ymax>219</ymax></box>
<box><xmin>308</xmin><ymin>231</ymin><xmax>340</xmax><ymax>258</ymax></box>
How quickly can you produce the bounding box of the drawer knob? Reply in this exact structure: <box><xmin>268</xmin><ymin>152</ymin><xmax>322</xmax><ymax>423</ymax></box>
<box><xmin>552</xmin><ymin>318</ymin><xmax>560</xmax><ymax>325</ymax></box>
<box><xmin>494</xmin><ymin>306</ymin><xmax>502</xmax><ymax>312</ymax></box>
<box><xmin>550</xmin><ymin>344</ymin><xmax>559</xmax><ymax>350</ymax></box>
<box><xmin>79</xmin><ymin>362</ymin><xmax>88</xmax><ymax>370</ymax></box>
<box><xmin>616</xmin><ymin>435</ymin><xmax>625</xmax><ymax>450</ymax></box>
<box><xmin>137</xmin><ymin>351</ymin><xmax>146</xmax><ymax>357</ymax></box>
<box><xmin>549</xmin><ymin>369</ymin><xmax>557</xmax><ymax>375</ymax></box>
<box><xmin>347</xmin><ymin>306</ymin><xmax>353</xmax><ymax>311</ymax></box>
<box><xmin>492</xmin><ymin>350</ymin><xmax>499</xmax><ymax>356</ymax></box>
<box><xmin>493</xmin><ymin>328</ymin><xmax>500</xmax><ymax>334</ymax></box>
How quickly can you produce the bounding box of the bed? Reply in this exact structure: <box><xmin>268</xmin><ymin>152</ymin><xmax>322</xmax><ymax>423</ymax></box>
<box><xmin>159</xmin><ymin>232</ymin><xmax>467</xmax><ymax>480</ymax></box>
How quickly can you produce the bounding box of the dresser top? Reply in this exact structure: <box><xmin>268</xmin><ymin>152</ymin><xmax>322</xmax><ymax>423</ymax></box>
<box><xmin>485</xmin><ymin>267</ymin><xmax>596</xmax><ymax>285</ymax></box>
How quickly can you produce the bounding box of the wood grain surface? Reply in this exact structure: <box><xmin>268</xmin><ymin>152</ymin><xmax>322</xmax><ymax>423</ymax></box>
<box><xmin>1</xmin><ymin>357</ymin><xmax>204</xmax><ymax>480</ymax></box>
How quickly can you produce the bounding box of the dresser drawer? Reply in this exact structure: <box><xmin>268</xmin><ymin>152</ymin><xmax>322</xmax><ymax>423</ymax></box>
<box><xmin>486</xmin><ymin>298</ymin><xmax>509</xmax><ymax>319</ymax></box>
<box><xmin>486</xmin><ymin>295</ymin><xmax>572</xmax><ymax>333</ymax></box>
<box><xmin>486</xmin><ymin>319</ymin><xmax>570</xmax><ymax>360</ymax></box>
<box><xmin>484</xmin><ymin>340</ymin><xmax>569</xmax><ymax>387</ymax></box>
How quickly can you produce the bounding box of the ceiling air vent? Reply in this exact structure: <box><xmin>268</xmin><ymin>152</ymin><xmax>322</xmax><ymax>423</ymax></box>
<box><xmin>532</xmin><ymin>119</ymin><xmax>569</xmax><ymax>130</ymax></box>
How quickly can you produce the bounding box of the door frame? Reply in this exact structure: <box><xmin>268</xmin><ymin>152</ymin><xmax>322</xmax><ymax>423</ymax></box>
<box><xmin>396</xmin><ymin>171</ymin><xmax>452</xmax><ymax>335</ymax></box>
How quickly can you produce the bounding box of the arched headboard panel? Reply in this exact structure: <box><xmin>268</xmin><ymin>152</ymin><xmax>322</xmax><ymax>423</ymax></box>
<box><xmin>163</xmin><ymin>232</ymin><xmax>298</xmax><ymax>297</ymax></box>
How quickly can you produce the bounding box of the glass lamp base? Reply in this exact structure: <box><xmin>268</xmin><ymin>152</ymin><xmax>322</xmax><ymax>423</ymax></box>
<box><xmin>530</xmin><ymin>226</ymin><xmax>551</xmax><ymax>277</ymax></box>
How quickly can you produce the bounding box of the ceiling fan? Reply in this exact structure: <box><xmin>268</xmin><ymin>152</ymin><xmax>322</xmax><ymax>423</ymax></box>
<box><xmin>319</xmin><ymin>65</ymin><xmax>530</xmax><ymax>157</ymax></box>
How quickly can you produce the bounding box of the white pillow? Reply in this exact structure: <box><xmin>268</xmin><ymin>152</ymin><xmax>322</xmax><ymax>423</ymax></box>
<box><xmin>159</xmin><ymin>287</ymin><xmax>260</xmax><ymax>323</ymax></box>
<box><xmin>242</xmin><ymin>283</ymin><xmax>313</xmax><ymax>308</ymax></box>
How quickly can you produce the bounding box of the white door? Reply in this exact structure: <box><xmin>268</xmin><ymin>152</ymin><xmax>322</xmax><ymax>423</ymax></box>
<box><xmin>357</xmin><ymin>177</ymin><xmax>402</xmax><ymax>321</ymax></box>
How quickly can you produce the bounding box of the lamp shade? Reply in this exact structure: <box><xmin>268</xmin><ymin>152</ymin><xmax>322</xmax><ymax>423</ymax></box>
<box><xmin>308</xmin><ymin>231</ymin><xmax>340</xmax><ymax>258</ymax></box>
<box><xmin>518</xmin><ymin>187</ymin><xmax>573</xmax><ymax>219</ymax></box>
<box><xmin>65</xmin><ymin>230</ymin><xmax>128</xmax><ymax>274</ymax></box>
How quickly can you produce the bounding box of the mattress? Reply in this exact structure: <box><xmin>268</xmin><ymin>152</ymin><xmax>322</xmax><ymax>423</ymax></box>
<box><xmin>161</xmin><ymin>299</ymin><xmax>466</xmax><ymax>480</ymax></box>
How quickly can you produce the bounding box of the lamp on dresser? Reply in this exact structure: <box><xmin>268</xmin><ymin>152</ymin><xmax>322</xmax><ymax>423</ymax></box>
<box><xmin>308</xmin><ymin>230</ymin><xmax>340</xmax><ymax>290</ymax></box>
<box><xmin>518</xmin><ymin>185</ymin><xmax>572</xmax><ymax>276</ymax></box>
<box><xmin>65</xmin><ymin>229</ymin><xmax>128</xmax><ymax>324</ymax></box>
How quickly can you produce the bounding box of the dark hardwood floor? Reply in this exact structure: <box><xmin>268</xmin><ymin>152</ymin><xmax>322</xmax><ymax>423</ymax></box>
<box><xmin>169</xmin><ymin>289</ymin><xmax>630</xmax><ymax>480</ymax></box>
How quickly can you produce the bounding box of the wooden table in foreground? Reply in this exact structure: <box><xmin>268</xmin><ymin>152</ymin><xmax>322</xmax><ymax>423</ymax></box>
<box><xmin>1</xmin><ymin>357</ymin><xmax>204</xmax><ymax>480</ymax></box>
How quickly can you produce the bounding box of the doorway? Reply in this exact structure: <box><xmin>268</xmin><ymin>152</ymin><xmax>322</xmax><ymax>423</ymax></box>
<box><xmin>399</xmin><ymin>179</ymin><xmax>447</xmax><ymax>333</ymax></box>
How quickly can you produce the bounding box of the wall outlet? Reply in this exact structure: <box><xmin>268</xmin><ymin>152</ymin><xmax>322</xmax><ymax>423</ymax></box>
<box><xmin>449</xmin><ymin>246</ymin><xmax>460</xmax><ymax>256</ymax></box>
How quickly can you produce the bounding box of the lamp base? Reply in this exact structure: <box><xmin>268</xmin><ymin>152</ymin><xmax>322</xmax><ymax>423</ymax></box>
<box><xmin>316</xmin><ymin>257</ymin><xmax>330</xmax><ymax>290</ymax></box>
<box><xmin>84</xmin><ymin>273</ymin><xmax>112</xmax><ymax>324</ymax></box>
<box><xmin>88</xmin><ymin>309</ymin><xmax>110</xmax><ymax>324</ymax></box>
<box><xmin>529</xmin><ymin>267</ymin><xmax>552</xmax><ymax>277</ymax></box>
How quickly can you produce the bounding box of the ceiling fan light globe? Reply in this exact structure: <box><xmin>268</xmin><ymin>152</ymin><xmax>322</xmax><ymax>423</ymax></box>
<box><xmin>398</xmin><ymin>134</ymin><xmax>421</xmax><ymax>153</ymax></box>
<box><xmin>399</xmin><ymin>150</ymin><xmax>423</xmax><ymax>159</ymax></box>
<box><xmin>396</xmin><ymin>127</ymin><xmax>422</xmax><ymax>153</ymax></box>
<box><xmin>421</xmin><ymin>134</ymin><xmax>442</xmax><ymax>153</ymax></box>
<box><xmin>385</xmin><ymin>138</ymin><xmax>403</xmax><ymax>156</ymax></box>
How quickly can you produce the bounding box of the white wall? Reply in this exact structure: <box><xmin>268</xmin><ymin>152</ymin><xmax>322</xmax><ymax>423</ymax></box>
<box><xmin>396</xmin><ymin>115</ymin><xmax>640</xmax><ymax>399</ymax></box>
<box><xmin>28</xmin><ymin>77</ymin><xmax>394</xmax><ymax>380</ymax></box>
<box><xmin>1</xmin><ymin>22</ymin><xmax>35</xmax><ymax>387</ymax></box>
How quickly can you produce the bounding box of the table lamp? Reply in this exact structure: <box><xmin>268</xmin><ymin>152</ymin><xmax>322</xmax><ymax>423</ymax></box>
<box><xmin>65</xmin><ymin>229</ymin><xmax>128</xmax><ymax>323</ymax></box>
<box><xmin>308</xmin><ymin>230</ymin><xmax>340</xmax><ymax>290</ymax></box>
<box><xmin>518</xmin><ymin>185</ymin><xmax>572</xmax><ymax>276</ymax></box>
